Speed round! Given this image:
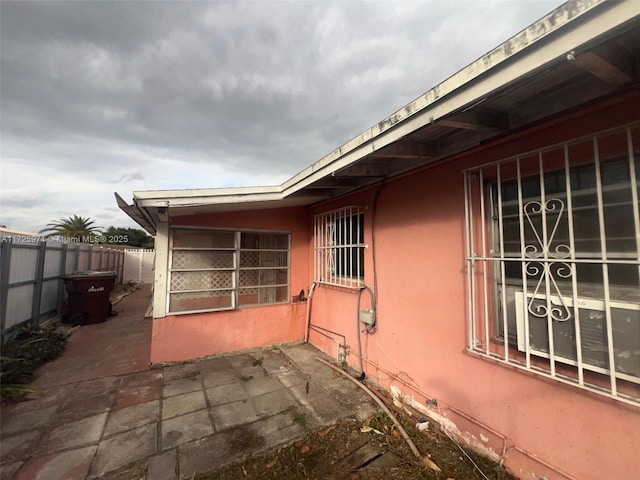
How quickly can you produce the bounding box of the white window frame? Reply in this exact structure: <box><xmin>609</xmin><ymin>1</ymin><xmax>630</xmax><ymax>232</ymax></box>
<box><xmin>314</xmin><ymin>206</ymin><xmax>366</xmax><ymax>288</ymax></box>
<box><xmin>464</xmin><ymin>123</ymin><xmax>640</xmax><ymax>407</ymax></box>
<box><xmin>168</xmin><ymin>227</ymin><xmax>290</xmax><ymax>314</ymax></box>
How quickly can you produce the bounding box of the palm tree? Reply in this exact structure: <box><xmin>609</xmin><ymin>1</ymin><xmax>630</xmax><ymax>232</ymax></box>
<box><xmin>39</xmin><ymin>215</ymin><xmax>102</xmax><ymax>240</ymax></box>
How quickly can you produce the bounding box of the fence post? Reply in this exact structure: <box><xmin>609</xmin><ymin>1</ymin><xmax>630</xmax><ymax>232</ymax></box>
<box><xmin>138</xmin><ymin>249</ymin><xmax>144</xmax><ymax>284</ymax></box>
<box><xmin>31</xmin><ymin>240</ymin><xmax>47</xmax><ymax>328</ymax></box>
<box><xmin>57</xmin><ymin>243</ymin><xmax>68</xmax><ymax>316</ymax></box>
<box><xmin>119</xmin><ymin>250</ymin><xmax>124</xmax><ymax>284</ymax></box>
<box><xmin>0</xmin><ymin>241</ymin><xmax>12</xmax><ymax>338</ymax></box>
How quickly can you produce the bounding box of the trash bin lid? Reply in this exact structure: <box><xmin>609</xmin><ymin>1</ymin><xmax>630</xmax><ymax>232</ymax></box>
<box><xmin>64</xmin><ymin>270</ymin><xmax>117</xmax><ymax>280</ymax></box>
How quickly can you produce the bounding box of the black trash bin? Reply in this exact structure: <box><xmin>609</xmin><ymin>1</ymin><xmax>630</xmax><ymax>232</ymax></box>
<box><xmin>64</xmin><ymin>271</ymin><xmax>117</xmax><ymax>326</ymax></box>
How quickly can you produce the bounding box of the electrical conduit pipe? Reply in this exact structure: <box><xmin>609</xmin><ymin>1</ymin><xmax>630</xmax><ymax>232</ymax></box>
<box><xmin>316</xmin><ymin>357</ymin><xmax>421</xmax><ymax>458</ymax></box>
<box><xmin>304</xmin><ymin>282</ymin><xmax>317</xmax><ymax>343</ymax></box>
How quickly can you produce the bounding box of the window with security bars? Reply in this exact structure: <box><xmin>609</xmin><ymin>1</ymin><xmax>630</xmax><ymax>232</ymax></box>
<box><xmin>314</xmin><ymin>206</ymin><xmax>365</xmax><ymax>288</ymax></box>
<box><xmin>464</xmin><ymin>123</ymin><xmax>640</xmax><ymax>406</ymax></box>
<box><xmin>169</xmin><ymin>228</ymin><xmax>289</xmax><ymax>313</ymax></box>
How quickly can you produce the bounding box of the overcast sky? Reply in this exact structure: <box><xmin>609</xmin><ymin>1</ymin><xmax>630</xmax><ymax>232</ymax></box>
<box><xmin>1</xmin><ymin>0</ymin><xmax>564</xmax><ymax>233</ymax></box>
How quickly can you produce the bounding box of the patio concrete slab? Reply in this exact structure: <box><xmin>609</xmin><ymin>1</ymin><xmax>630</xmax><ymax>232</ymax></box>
<box><xmin>161</xmin><ymin>409</ymin><xmax>214</xmax><ymax>450</ymax></box>
<box><xmin>148</xmin><ymin>450</ymin><xmax>177</xmax><ymax>480</ymax></box>
<box><xmin>274</xmin><ymin>368</ymin><xmax>308</xmax><ymax>388</ymax></box>
<box><xmin>211</xmin><ymin>399</ymin><xmax>259</xmax><ymax>431</ymax></box>
<box><xmin>1</xmin><ymin>405</ymin><xmax>58</xmax><ymax>436</ymax></box>
<box><xmin>200</xmin><ymin>369</ymin><xmax>239</xmax><ymax>388</ymax></box>
<box><xmin>254</xmin><ymin>349</ymin><xmax>291</xmax><ymax>374</ymax></box>
<box><xmin>56</xmin><ymin>391</ymin><xmax>113</xmax><ymax>423</ymax></box>
<box><xmin>162</xmin><ymin>363</ymin><xmax>198</xmax><ymax>382</ymax></box>
<box><xmin>104</xmin><ymin>399</ymin><xmax>159</xmax><ymax>436</ymax></box>
<box><xmin>253</xmin><ymin>389</ymin><xmax>297</xmax><ymax>417</ymax></box>
<box><xmin>0</xmin><ymin>431</ymin><xmax>41</xmax><ymax>464</ymax></box>
<box><xmin>15</xmin><ymin>446</ymin><xmax>97</xmax><ymax>480</ymax></box>
<box><xmin>243</xmin><ymin>375</ymin><xmax>284</xmax><ymax>396</ymax></box>
<box><xmin>113</xmin><ymin>370</ymin><xmax>163</xmax><ymax>409</ymax></box>
<box><xmin>196</xmin><ymin>356</ymin><xmax>232</xmax><ymax>372</ymax></box>
<box><xmin>205</xmin><ymin>382</ymin><xmax>247</xmax><ymax>406</ymax></box>
<box><xmin>178</xmin><ymin>427</ymin><xmax>262</xmax><ymax>479</ymax></box>
<box><xmin>36</xmin><ymin>412</ymin><xmax>107</xmax><ymax>454</ymax></box>
<box><xmin>162</xmin><ymin>390</ymin><xmax>207</xmax><ymax>420</ymax></box>
<box><xmin>162</xmin><ymin>376</ymin><xmax>202</xmax><ymax>398</ymax></box>
<box><xmin>1</xmin><ymin>288</ymin><xmax>379</xmax><ymax>480</ymax></box>
<box><xmin>227</xmin><ymin>353</ymin><xmax>256</xmax><ymax>369</ymax></box>
<box><xmin>90</xmin><ymin>423</ymin><xmax>157</xmax><ymax>477</ymax></box>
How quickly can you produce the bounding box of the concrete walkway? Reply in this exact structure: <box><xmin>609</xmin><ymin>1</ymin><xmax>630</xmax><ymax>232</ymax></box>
<box><xmin>0</xmin><ymin>287</ymin><xmax>377</xmax><ymax>479</ymax></box>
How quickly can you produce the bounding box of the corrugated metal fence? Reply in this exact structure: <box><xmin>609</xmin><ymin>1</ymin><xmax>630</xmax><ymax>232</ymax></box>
<box><xmin>0</xmin><ymin>237</ymin><xmax>126</xmax><ymax>339</ymax></box>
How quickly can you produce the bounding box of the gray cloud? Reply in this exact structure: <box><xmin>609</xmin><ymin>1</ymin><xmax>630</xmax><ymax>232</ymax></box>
<box><xmin>1</xmin><ymin>0</ymin><xmax>563</xmax><ymax>232</ymax></box>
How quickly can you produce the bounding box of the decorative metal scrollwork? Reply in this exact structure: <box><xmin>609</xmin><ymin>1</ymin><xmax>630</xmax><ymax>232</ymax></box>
<box><xmin>523</xmin><ymin>199</ymin><xmax>572</xmax><ymax>322</ymax></box>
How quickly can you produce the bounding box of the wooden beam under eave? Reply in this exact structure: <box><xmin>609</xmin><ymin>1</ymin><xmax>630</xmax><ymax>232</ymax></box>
<box><xmin>573</xmin><ymin>50</ymin><xmax>632</xmax><ymax>86</ymax></box>
<box><xmin>439</xmin><ymin>109</ymin><xmax>509</xmax><ymax>131</ymax></box>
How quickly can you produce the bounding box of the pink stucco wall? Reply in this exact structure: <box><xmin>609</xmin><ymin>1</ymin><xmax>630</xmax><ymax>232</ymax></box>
<box><xmin>150</xmin><ymin>206</ymin><xmax>309</xmax><ymax>363</ymax></box>
<box><xmin>147</xmin><ymin>92</ymin><xmax>639</xmax><ymax>478</ymax></box>
<box><xmin>307</xmin><ymin>93</ymin><xmax>640</xmax><ymax>480</ymax></box>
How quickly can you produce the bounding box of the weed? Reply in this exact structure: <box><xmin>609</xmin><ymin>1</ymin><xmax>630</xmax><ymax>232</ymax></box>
<box><xmin>291</xmin><ymin>411</ymin><xmax>307</xmax><ymax>428</ymax></box>
<box><xmin>252</xmin><ymin>357</ymin><xmax>263</xmax><ymax>367</ymax></box>
<box><xmin>1</xmin><ymin>327</ymin><xmax>67</xmax><ymax>400</ymax></box>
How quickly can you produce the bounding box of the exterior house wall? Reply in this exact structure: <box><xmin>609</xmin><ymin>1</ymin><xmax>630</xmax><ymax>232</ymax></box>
<box><xmin>307</xmin><ymin>93</ymin><xmax>640</xmax><ymax>480</ymax></box>
<box><xmin>150</xmin><ymin>207</ymin><xmax>309</xmax><ymax>363</ymax></box>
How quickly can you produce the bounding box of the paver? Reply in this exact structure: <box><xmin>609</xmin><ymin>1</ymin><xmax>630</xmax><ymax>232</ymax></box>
<box><xmin>0</xmin><ymin>430</ymin><xmax>41</xmax><ymax>463</ymax></box>
<box><xmin>179</xmin><ymin>426</ymin><xmax>262</xmax><ymax>479</ymax></box>
<box><xmin>274</xmin><ymin>368</ymin><xmax>307</xmax><ymax>388</ymax></box>
<box><xmin>148</xmin><ymin>450</ymin><xmax>177</xmax><ymax>480</ymax></box>
<box><xmin>211</xmin><ymin>399</ymin><xmax>259</xmax><ymax>431</ymax></box>
<box><xmin>227</xmin><ymin>353</ymin><xmax>255</xmax><ymax>369</ymax></box>
<box><xmin>104</xmin><ymin>399</ymin><xmax>159</xmax><ymax>436</ymax></box>
<box><xmin>289</xmin><ymin>382</ymin><xmax>348</xmax><ymax>424</ymax></box>
<box><xmin>114</xmin><ymin>370</ymin><xmax>163</xmax><ymax>409</ymax></box>
<box><xmin>163</xmin><ymin>376</ymin><xmax>202</xmax><ymax>398</ymax></box>
<box><xmin>242</xmin><ymin>375</ymin><xmax>284</xmax><ymax>397</ymax></box>
<box><xmin>161</xmin><ymin>409</ymin><xmax>214</xmax><ymax>450</ymax></box>
<box><xmin>91</xmin><ymin>423</ymin><xmax>157</xmax><ymax>477</ymax></box>
<box><xmin>56</xmin><ymin>391</ymin><xmax>113</xmax><ymax>423</ymax></box>
<box><xmin>15</xmin><ymin>446</ymin><xmax>97</xmax><ymax>480</ymax></box>
<box><xmin>163</xmin><ymin>364</ymin><xmax>198</xmax><ymax>382</ymax></box>
<box><xmin>162</xmin><ymin>390</ymin><xmax>207</xmax><ymax>420</ymax></box>
<box><xmin>205</xmin><ymin>382</ymin><xmax>247</xmax><ymax>406</ymax></box>
<box><xmin>1</xmin><ymin>405</ymin><xmax>58</xmax><ymax>436</ymax></box>
<box><xmin>253</xmin><ymin>350</ymin><xmax>288</xmax><ymax>374</ymax></box>
<box><xmin>37</xmin><ymin>412</ymin><xmax>107</xmax><ymax>454</ymax></box>
<box><xmin>197</xmin><ymin>356</ymin><xmax>232</xmax><ymax>373</ymax></box>
<box><xmin>200</xmin><ymin>369</ymin><xmax>238</xmax><ymax>388</ymax></box>
<box><xmin>253</xmin><ymin>389</ymin><xmax>297</xmax><ymax>417</ymax></box>
<box><xmin>10</xmin><ymin>383</ymin><xmax>76</xmax><ymax>415</ymax></box>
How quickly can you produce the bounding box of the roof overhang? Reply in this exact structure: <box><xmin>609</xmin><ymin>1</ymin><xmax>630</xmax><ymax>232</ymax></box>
<box><xmin>117</xmin><ymin>0</ymin><xmax>640</xmax><ymax>234</ymax></box>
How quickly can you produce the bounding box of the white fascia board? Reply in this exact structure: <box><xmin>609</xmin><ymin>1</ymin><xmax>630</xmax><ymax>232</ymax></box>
<box><xmin>133</xmin><ymin>185</ymin><xmax>284</xmax><ymax>207</ymax></box>
<box><xmin>282</xmin><ymin>0</ymin><xmax>638</xmax><ymax>194</ymax></box>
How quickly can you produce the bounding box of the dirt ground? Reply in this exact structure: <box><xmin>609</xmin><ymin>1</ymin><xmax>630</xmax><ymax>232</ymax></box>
<box><xmin>202</xmin><ymin>411</ymin><xmax>517</xmax><ymax>480</ymax></box>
